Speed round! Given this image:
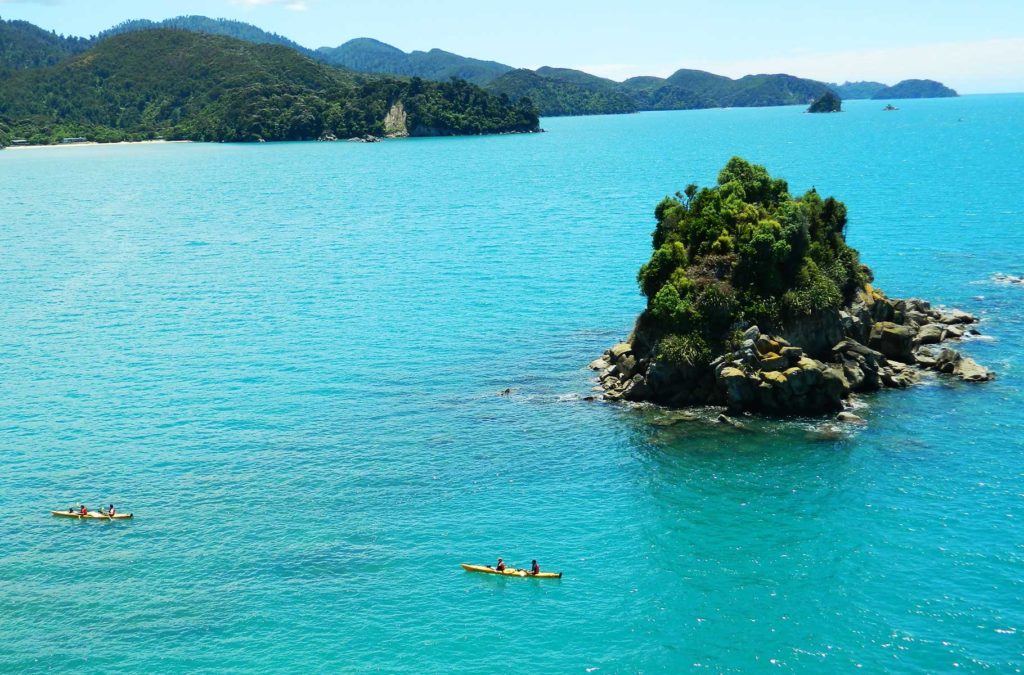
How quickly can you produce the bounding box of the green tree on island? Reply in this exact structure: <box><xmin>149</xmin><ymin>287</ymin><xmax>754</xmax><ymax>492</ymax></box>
<box><xmin>808</xmin><ymin>91</ymin><xmax>842</xmax><ymax>113</ymax></box>
<box><xmin>636</xmin><ymin>157</ymin><xmax>865</xmax><ymax>367</ymax></box>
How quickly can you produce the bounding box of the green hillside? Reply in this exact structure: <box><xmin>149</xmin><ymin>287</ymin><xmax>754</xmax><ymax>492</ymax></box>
<box><xmin>831</xmin><ymin>81</ymin><xmax>887</xmax><ymax>99</ymax></box>
<box><xmin>97</xmin><ymin>16</ymin><xmax>314</xmax><ymax>56</ymax></box>
<box><xmin>499</xmin><ymin>67</ymin><xmax>832</xmax><ymax>116</ymax></box>
<box><xmin>316</xmin><ymin>38</ymin><xmax>513</xmax><ymax>86</ymax></box>
<box><xmin>0</xmin><ymin>17</ymin><xmax>90</xmax><ymax>70</ymax></box>
<box><xmin>0</xmin><ymin>16</ymin><xmax>964</xmax><ymax>120</ymax></box>
<box><xmin>487</xmin><ymin>69</ymin><xmax>638</xmax><ymax>116</ymax></box>
<box><xmin>0</xmin><ymin>30</ymin><xmax>538</xmax><ymax>145</ymax></box>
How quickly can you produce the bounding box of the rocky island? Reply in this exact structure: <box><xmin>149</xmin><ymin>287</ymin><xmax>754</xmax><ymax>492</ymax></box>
<box><xmin>593</xmin><ymin>158</ymin><xmax>994</xmax><ymax>416</ymax></box>
<box><xmin>808</xmin><ymin>91</ymin><xmax>842</xmax><ymax>113</ymax></box>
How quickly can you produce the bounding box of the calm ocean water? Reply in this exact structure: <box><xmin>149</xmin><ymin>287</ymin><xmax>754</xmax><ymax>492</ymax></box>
<box><xmin>1</xmin><ymin>96</ymin><xmax>1022</xmax><ymax>673</ymax></box>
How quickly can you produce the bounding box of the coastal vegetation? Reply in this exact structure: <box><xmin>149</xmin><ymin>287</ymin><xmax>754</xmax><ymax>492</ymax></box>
<box><xmin>595</xmin><ymin>158</ymin><xmax>993</xmax><ymax>414</ymax></box>
<box><xmin>635</xmin><ymin>157</ymin><xmax>864</xmax><ymax>354</ymax></box>
<box><xmin>0</xmin><ymin>16</ymin><xmax>962</xmax><ymax>120</ymax></box>
<box><xmin>0</xmin><ymin>30</ymin><xmax>538</xmax><ymax>146</ymax></box>
<box><xmin>489</xmin><ymin>68</ymin><xmax>835</xmax><ymax>116</ymax></box>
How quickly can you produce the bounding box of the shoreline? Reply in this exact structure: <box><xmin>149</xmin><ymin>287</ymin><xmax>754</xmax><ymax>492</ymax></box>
<box><xmin>3</xmin><ymin>140</ymin><xmax>191</xmax><ymax>151</ymax></box>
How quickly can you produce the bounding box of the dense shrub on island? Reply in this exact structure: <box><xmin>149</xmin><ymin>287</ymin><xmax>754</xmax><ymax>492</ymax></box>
<box><xmin>808</xmin><ymin>91</ymin><xmax>842</xmax><ymax>113</ymax></box>
<box><xmin>593</xmin><ymin>158</ymin><xmax>994</xmax><ymax>416</ymax></box>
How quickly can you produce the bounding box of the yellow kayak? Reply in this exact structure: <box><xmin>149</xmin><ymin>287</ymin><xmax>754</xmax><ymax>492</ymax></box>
<box><xmin>52</xmin><ymin>510</ymin><xmax>133</xmax><ymax>521</ymax></box>
<box><xmin>461</xmin><ymin>563</ymin><xmax>562</xmax><ymax>579</ymax></box>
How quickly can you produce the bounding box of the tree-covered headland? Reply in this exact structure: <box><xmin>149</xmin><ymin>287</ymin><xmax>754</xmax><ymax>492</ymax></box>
<box><xmin>0</xmin><ymin>30</ymin><xmax>539</xmax><ymax>146</ymax></box>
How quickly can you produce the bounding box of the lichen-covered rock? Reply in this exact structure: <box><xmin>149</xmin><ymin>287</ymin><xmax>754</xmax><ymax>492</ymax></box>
<box><xmin>719</xmin><ymin>367</ymin><xmax>753</xmax><ymax>408</ymax></box>
<box><xmin>780</xmin><ymin>346</ymin><xmax>804</xmax><ymax>364</ymax></box>
<box><xmin>954</xmin><ymin>357</ymin><xmax>995</xmax><ymax>382</ymax></box>
<box><xmin>609</xmin><ymin>343</ymin><xmax>633</xmax><ymax>360</ymax></box>
<box><xmin>869</xmin><ymin>322</ymin><xmax>916</xmax><ymax>363</ymax></box>
<box><xmin>914</xmin><ymin>323</ymin><xmax>945</xmax><ymax>346</ymax></box>
<box><xmin>941</xmin><ymin>325</ymin><xmax>965</xmax><ymax>341</ymax></box>
<box><xmin>759</xmin><ymin>352</ymin><xmax>788</xmax><ymax>372</ymax></box>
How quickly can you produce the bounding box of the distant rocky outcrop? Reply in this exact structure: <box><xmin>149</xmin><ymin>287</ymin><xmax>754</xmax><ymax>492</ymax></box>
<box><xmin>808</xmin><ymin>91</ymin><xmax>842</xmax><ymax>113</ymax></box>
<box><xmin>592</xmin><ymin>158</ymin><xmax>993</xmax><ymax>416</ymax></box>
<box><xmin>993</xmin><ymin>273</ymin><xmax>1024</xmax><ymax>285</ymax></box>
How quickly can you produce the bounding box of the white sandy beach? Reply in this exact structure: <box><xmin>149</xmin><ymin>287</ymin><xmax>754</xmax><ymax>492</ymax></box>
<box><xmin>3</xmin><ymin>139</ymin><xmax>191</xmax><ymax>151</ymax></box>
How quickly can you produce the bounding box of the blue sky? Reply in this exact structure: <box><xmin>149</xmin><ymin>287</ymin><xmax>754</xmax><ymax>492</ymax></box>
<box><xmin>1</xmin><ymin>0</ymin><xmax>1022</xmax><ymax>92</ymax></box>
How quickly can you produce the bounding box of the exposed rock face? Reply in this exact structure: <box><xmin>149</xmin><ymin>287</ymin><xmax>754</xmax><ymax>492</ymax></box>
<box><xmin>869</xmin><ymin>322</ymin><xmax>916</xmax><ymax>363</ymax></box>
<box><xmin>383</xmin><ymin>102</ymin><xmax>409</xmax><ymax>138</ymax></box>
<box><xmin>593</xmin><ymin>287</ymin><xmax>995</xmax><ymax>415</ymax></box>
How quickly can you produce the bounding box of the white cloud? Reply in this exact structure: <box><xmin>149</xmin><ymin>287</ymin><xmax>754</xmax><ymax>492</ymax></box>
<box><xmin>229</xmin><ymin>0</ymin><xmax>310</xmax><ymax>10</ymax></box>
<box><xmin>576</xmin><ymin>38</ymin><xmax>1024</xmax><ymax>94</ymax></box>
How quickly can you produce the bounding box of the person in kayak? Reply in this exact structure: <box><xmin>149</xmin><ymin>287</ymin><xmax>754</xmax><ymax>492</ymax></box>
<box><xmin>107</xmin><ymin>504</ymin><xmax>116</xmax><ymax>517</ymax></box>
<box><xmin>530</xmin><ymin>560</ymin><xmax>540</xmax><ymax>575</ymax></box>
<box><xmin>495</xmin><ymin>558</ymin><xmax>506</xmax><ymax>572</ymax></box>
<box><xmin>79</xmin><ymin>505</ymin><xmax>88</xmax><ymax>516</ymax></box>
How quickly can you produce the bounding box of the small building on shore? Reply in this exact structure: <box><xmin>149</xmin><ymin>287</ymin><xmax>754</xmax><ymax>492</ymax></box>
<box><xmin>10</xmin><ymin>139</ymin><xmax>29</xmax><ymax>146</ymax></box>
<box><xmin>61</xmin><ymin>137</ymin><xmax>87</xmax><ymax>144</ymax></box>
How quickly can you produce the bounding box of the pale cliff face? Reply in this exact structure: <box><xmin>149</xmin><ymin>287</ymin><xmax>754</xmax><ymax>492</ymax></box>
<box><xmin>383</xmin><ymin>101</ymin><xmax>409</xmax><ymax>137</ymax></box>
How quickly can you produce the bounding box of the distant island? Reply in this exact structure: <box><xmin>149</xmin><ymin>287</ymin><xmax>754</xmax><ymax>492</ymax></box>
<box><xmin>808</xmin><ymin>91</ymin><xmax>842</xmax><ymax>113</ymax></box>
<box><xmin>0</xmin><ymin>15</ymin><xmax>961</xmax><ymax>122</ymax></box>
<box><xmin>872</xmin><ymin>79</ymin><xmax>959</xmax><ymax>99</ymax></box>
<box><xmin>831</xmin><ymin>79</ymin><xmax>959</xmax><ymax>101</ymax></box>
<box><xmin>593</xmin><ymin>158</ymin><xmax>993</xmax><ymax>417</ymax></box>
<box><xmin>0</xmin><ymin>29</ymin><xmax>538</xmax><ymax>146</ymax></box>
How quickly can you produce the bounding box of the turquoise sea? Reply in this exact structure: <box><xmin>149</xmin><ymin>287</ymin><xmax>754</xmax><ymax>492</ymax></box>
<box><xmin>1</xmin><ymin>95</ymin><xmax>1023</xmax><ymax>673</ymax></box>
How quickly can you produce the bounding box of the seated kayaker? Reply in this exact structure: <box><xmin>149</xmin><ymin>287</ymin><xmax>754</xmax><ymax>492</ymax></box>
<box><xmin>495</xmin><ymin>558</ymin><xmax>506</xmax><ymax>572</ymax></box>
<box><xmin>530</xmin><ymin>560</ymin><xmax>540</xmax><ymax>575</ymax></box>
<box><xmin>107</xmin><ymin>504</ymin><xmax>116</xmax><ymax>517</ymax></box>
<box><xmin>79</xmin><ymin>505</ymin><xmax>88</xmax><ymax>516</ymax></box>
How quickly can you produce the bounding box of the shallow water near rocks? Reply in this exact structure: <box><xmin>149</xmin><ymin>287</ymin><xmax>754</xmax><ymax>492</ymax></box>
<box><xmin>1</xmin><ymin>96</ymin><xmax>1022</xmax><ymax>672</ymax></box>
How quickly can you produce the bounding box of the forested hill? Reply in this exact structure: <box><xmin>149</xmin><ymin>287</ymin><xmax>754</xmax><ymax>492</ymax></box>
<box><xmin>316</xmin><ymin>38</ymin><xmax>513</xmax><ymax>86</ymax></box>
<box><xmin>486</xmin><ymin>69</ymin><xmax>638</xmax><ymax>116</ymax></box>
<box><xmin>0</xmin><ymin>17</ymin><xmax>90</xmax><ymax>70</ymax></box>
<box><xmin>97</xmin><ymin>16</ymin><xmax>315</xmax><ymax>57</ymax></box>
<box><xmin>0</xmin><ymin>15</ymin><xmax>962</xmax><ymax>120</ymax></box>
<box><xmin>0</xmin><ymin>30</ymin><xmax>539</xmax><ymax>145</ymax></box>
<box><xmin>489</xmin><ymin>68</ymin><xmax>833</xmax><ymax>116</ymax></box>
<box><xmin>833</xmin><ymin>79</ymin><xmax>959</xmax><ymax>100</ymax></box>
<box><xmin>830</xmin><ymin>81</ymin><xmax>887</xmax><ymax>99</ymax></box>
